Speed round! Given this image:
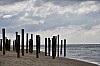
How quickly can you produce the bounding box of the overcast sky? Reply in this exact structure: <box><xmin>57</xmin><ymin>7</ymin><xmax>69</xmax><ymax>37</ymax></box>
<box><xmin>0</xmin><ymin>0</ymin><xmax>100</xmax><ymax>44</ymax></box>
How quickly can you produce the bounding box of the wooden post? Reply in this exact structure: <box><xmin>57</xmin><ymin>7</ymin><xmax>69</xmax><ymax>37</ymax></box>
<box><xmin>31</xmin><ymin>34</ymin><xmax>33</xmax><ymax>40</ymax></box>
<box><xmin>36</xmin><ymin>35</ymin><xmax>39</xmax><ymax>58</ymax></box>
<box><xmin>16</xmin><ymin>35</ymin><xmax>20</xmax><ymax>58</ymax></box>
<box><xmin>21</xmin><ymin>29</ymin><xmax>24</xmax><ymax>56</ymax></box>
<box><xmin>54</xmin><ymin>36</ymin><xmax>57</xmax><ymax>58</ymax></box>
<box><xmin>57</xmin><ymin>35</ymin><xmax>59</xmax><ymax>57</ymax></box>
<box><xmin>48</xmin><ymin>38</ymin><xmax>51</xmax><ymax>56</ymax></box>
<box><xmin>29</xmin><ymin>39</ymin><xmax>31</xmax><ymax>53</ymax></box>
<box><xmin>30</xmin><ymin>39</ymin><xmax>33</xmax><ymax>53</ymax></box>
<box><xmin>64</xmin><ymin>39</ymin><xmax>66</xmax><ymax>57</ymax></box>
<box><xmin>2</xmin><ymin>28</ymin><xmax>5</xmax><ymax>55</ymax></box>
<box><xmin>8</xmin><ymin>39</ymin><xmax>11</xmax><ymax>51</ymax></box>
<box><xmin>6</xmin><ymin>38</ymin><xmax>8</xmax><ymax>51</ymax></box>
<box><xmin>15</xmin><ymin>32</ymin><xmax>18</xmax><ymax>51</ymax></box>
<box><xmin>52</xmin><ymin>37</ymin><xmax>54</xmax><ymax>59</ymax></box>
<box><xmin>29</xmin><ymin>39</ymin><xmax>33</xmax><ymax>53</ymax></box>
<box><xmin>13</xmin><ymin>40</ymin><xmax>15</xmax><ymax>51</ymax></box>
<box><xmin>31</xmin><ymin>34</ymin><xmax>33</xmax><ymax>53</ymax></box>
<box><xmin>38</xmin><ymin>35</ymin><xmax>40</xmax><ymax>53</ymax></box>
<box><xmin>60</xmin><ymin>40</ymin><xmax>63</xmax><ymax>55</ymax></box>
<box><xmin>0</xmin><ymin>39</ymin><xmax>2</xmax><ymax>51</ymax></box>
<box><xmin>26</xmin><ymin>33</ymin><xmax>28</xmax><ymax>53</ymax></box>
<box><xmin>45</xmin><ymin>38</ymin><xmax>47</xmax><ymax>56</ymax></box>
<box><xmin>52</xmin><ymin>36</ymin><xmax>56</xmax><ymax>59</ymax></box>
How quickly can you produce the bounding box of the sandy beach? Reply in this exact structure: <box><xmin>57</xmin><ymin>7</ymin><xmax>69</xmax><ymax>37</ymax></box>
<box><xmin>0</xmin><ymin>51</ymin><xmax>98</xmax><ymax>66</ymax></box>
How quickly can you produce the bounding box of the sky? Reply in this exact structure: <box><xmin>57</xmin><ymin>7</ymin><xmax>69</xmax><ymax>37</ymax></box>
<box><xmin>0</xmin><ymin>0</ymin><xmax>100</xmax><ymax>44</ymax></box>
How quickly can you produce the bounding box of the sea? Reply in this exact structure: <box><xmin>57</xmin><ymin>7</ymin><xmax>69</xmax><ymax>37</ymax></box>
<box><xmin>66</xmin><ymin>44</ymin><xmax>100</xmax><ymax>66</ymax></box>
<box><xmin>33</xmin><ymin>44</ymin><xmax>100</xmax><ymax>66</ymax></box>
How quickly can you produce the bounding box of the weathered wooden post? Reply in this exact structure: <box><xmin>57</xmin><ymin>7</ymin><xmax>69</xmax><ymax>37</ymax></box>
<box><xmin>31</xmin><ymin>34</ymin><xmax>33</xmax><ymax>40</ymax></box>
<box><xmin>29</xmin><ymin>39</ymin><xmax>31</xmax><ymax>53</ymax></box>
<box><xmin>64</xmin><ymin>39</ymin><xmax>66</xmax><ymax>57</ymax></box>
<box><xmin>57</xmin><ymin>35</ymin><xmax>59</xmax><ymax>57</ymax></box>
<box><xmin>38</xmin><ymin>35</ymin><xmax>40</xmax><ymax>53</ymax></box>
<box><xmin>15</xmin><ymin>39</ymin><xmax>17</xmax><ymax>52</ymax></box>
<box><xmin>29</xmin><ymin>39</ymin><xmax>33</xmax><ymax>53</ymax></box>
<box><xmin>60</xmin><ymin>40</ymin><xmax>63</xmax><ymax>55</ymax></box>
<box><xmin>45</xmin><ymin>38</ymin><xmax>47</xmax><ymax>56</ymax></box>
<box><xmin>16</xmin><ymin>35</ymin><xmax>20</xmax><ymax>58</ymax></box>
<box><xmin>13</xmin><ymin>40</ymin><xmax>15</xmax><ymax>51</ymax></box>
<box><xmin>31</xmin><ymin>34</ymin><xmax>33</xmax><ymax>53</ymax></box>
<box><xmin>52</xmin><ymin>36</ymin><xmax>56</xmax><ymax>59</ymax></box>
<box><xmin>48</xmin><ymin>38</ymin><xmax>51</xmax><ymax>56</ymax></box>
<box><xmin>52</xmin><ymin>37</ymin><xmax>54</xmax><ymax>59</ymax></box>
<box><xmin>15</xmin><ymin>32</ymin><xmax>18</xmax><ymax>51</ymax></box>
<box><xmin>55</xmin><ymin>36</ymin><xmax>57</xmax><ymax>57</ymax></box>
<box><xmin>0</xmin><ymin>39</ymin><xmax>2</xmax><ymax>51</ymax></box>
<box><xmin>6</xmin><ymin>38</ymin><xmax>8</xmax><ymax>51</ymax></box>
<box><xmin>21</xmin><ymin>29</ymin><xmax>24</xmax><ymax>56</ymax></box>
<box><xmin>8</xmin><ymin>39</ymin><xmax>11</xmax><ymax>51</ymax></box>
<box><xmin>2</xmin><ymin>28</ymin><xmax>5</xmax><ymax>55</ymax></box>
<box><xmin>36</xmin><ymin>35</ymin><xmax>39</xmax><ymax>58</ymax></box>
<box><xmin>26</xmin><ymin>33</ymin><xmax>28</xmax><ymax>53</ymax></box>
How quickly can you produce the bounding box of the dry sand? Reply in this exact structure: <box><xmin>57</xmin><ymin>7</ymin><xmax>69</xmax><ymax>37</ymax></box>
<box><xmin>0</xmin><ymin>51</ymin><xmax>99</xmax><ymax>66</ymax></box>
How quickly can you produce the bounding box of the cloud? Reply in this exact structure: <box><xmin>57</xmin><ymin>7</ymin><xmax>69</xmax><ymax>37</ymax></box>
<box><xmin>2</xmin><ymin>15</ymin><xmax>13</xmax><ymax>18</ymax></box>
<box><xmin>0</xmin><ymin>0</ymin><xmax>29</xmax><ymax>15</ymax></box>
<box><xmin>0</xmin><ymin>0</ymin><xmax>100</xmax><ymax>43</ymax></box>
<box><xmin>1</xmin><ymin>0</ymin><xmax>100</xmax><ymax>33</ymax></box>
<box><xmin>30</xmin><ymin>0</ymin><xmax>100</xmax><ymax>17</ymax></box>
<box><xmin>0</xmin><ymin>0</ymin><xmax>27</xmax><ymax>5</ymax></box>
<box><xmin>51</xmin><ymin>1</ymin><xmax>100</xmax><ymax>15</ymax></box>
<box><xmin>34</xmin><ymin>24</ymin><xmax>100</xmax><ymax>44</ymax></box>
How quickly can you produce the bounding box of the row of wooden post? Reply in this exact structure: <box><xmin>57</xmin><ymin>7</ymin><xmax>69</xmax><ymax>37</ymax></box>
<box><xmin>0</xmin><ymin>28</ymin><xmax>66</xmax><ymax>59</ymax></box>
<box><xmin>0</xmin><ymin>29</ymin><xmax>11</xmax><ymax>54</ymax></box>
<box><xmin>44</xmin><ymin>35</ymin><xmax>66</xmax><ymax>59</ymax></box>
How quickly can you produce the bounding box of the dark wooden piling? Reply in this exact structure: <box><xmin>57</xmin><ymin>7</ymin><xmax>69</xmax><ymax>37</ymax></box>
<box><xmin>29</xmin><ymin>39</ymin><xmax>31</xmax><ymax>53</ymax></box>
<box><xmin>48</xmin><ymin>38</ymin><xmax>51</xmax><ymax>56</ymax></box>
<box><xmin>16</xmin><ymin>35</ymin><xmax>20</xmax><ymax>58</ymax></box>
<box><xmin>31</xmin><ymin>34</ymin><xmax>33</xmax><ymax>40</ymax></box>
<box><xmin>55</xmin><ymin>36</ymin><xmax>57</xmax><ymax>58</ymax></box>
<box><xmin>52</xmin><ymin>36</ymin><xmax>56</xmax><ymax>59</ymax></box>
<box><xmin>55</xmin><ymin>36</ymin><xmax>57</xmax><ymax>57</ymax></box>
<box><xmin>15</xmin><ymin>39</ymin><xmax>17</xmax><ymax>52</ymax></box>
<box><xmin>45</xmin><ymin>38</ymin><xmax>47</xmax><ymax>56</ymax></box>
<box><xmin>52</xmin><ymin>38</ymin><xmax>54</xmax><ymax>59</ymax></box>
<box><xmin>6</xmin><ymin>38</ymin><xmax>8</xmax><ymax>51</ymax></box>
<box><xmin>29</xmin><ymin>39</ymin><xmax>33</xmax><ymax>53</ymax></box>
<box><xmin>2</xmin><ymin>28</ymin><xmax>5</xmax><ymax>55</ymax></box>
<box><xmin>38</xmin><ymin>35</ymin><xmax>40</xmax><ymax>53</ymax></box>
<box><xmin>31</xmin><ymin>34</ymin><xmax>33</xmax><ymax>53</ymax></box>
<box><xmin>36</xmin><ymin>35</ymin><xmax>40</xmax><ymax>58</ymax></box>
<box><xmin>21</xmin><ymin>29</ymin><xmax>24</xmax><ymax>56</ymax></box>
<box><xmin>15</xmin><ymin>32</ymin><xmax>18</xmax><ymax>51</ymax></box>
<box><xmin>26</xmin><ymin>33</ymin><xmax>28</xmax><ymax>53</ymax></box>
<box><xmin>13</xmin><ymin>40</ymin><xmax>15</xmax><ymax>51</ymax></box>
<box><xmin>64</xmin><ymin>39</ymin><xmax>66</xmax><ymax>57</ymax></box>
<box><xmin>8</xmin><ymin>39</ymin><xmax>11</xmax><ymax>51</ymax></box>
<box><xmin>60</xmin><ymin>40</ymin><xmax>63</xmax><ymax>55</ymax></box>
<box><xmin>57</xmin><ymin>35</ymin><xmax>59</xmax><ymax>57</ymax></box>
<box><xmin>0</xmin><ymin>39</ymin><xmax>2</xmax><ymax>51</ymax></box>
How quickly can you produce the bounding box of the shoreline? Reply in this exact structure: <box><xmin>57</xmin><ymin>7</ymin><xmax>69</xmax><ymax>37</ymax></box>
<box><xmin>0</xmin><ymin>50</ymin><xmax>99</xmax><ymax>66</ymax></box>
<box><xmin>38</xmin><ymin>50</ymin><xmax>100</xmax><ymax>66</ymax></box>
<box><xmin>66</xmin><ymin>57</ymin><xmax>100</xmax><ymax>66</ymax></box>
